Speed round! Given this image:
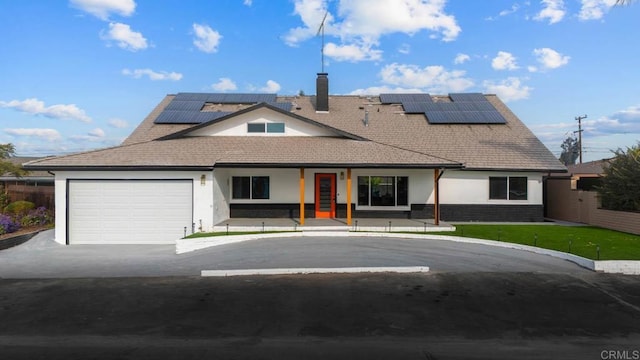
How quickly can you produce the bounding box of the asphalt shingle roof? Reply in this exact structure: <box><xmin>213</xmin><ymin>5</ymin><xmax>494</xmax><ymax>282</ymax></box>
<box><xmin>25</xmin><ymin>92</ymin><xmax>566</xmax><ymax>172</ymax></box>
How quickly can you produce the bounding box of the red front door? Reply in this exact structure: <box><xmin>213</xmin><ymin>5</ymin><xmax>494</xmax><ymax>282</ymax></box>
<box><xmin>315</xmin><ymin>173</ymin><xmax>336</xmax><ymax>218</ymax></box>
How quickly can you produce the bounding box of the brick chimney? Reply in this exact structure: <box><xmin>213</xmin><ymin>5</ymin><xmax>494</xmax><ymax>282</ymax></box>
<box><xmin>316</xmin><ymin>73</ymin><xmax>329</xmax><ymax>112</ymax></box>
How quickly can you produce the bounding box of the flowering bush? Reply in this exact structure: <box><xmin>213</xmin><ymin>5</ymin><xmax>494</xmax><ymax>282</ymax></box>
<box><xmin>20</xmin><ymin>207</ymin><xmax>54</xmax><ymax>227</ymax></box>
<box><xmin>0</xmin><ymin>214</ymin><xmax>20</xmax><ymax>235</ymax></box>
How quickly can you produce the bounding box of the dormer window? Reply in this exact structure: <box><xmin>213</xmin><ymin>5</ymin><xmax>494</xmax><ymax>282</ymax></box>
<box><xmin>247</xmin><ymin>122</ymin><xmax>285</xmax><ymax>134</ymax></box>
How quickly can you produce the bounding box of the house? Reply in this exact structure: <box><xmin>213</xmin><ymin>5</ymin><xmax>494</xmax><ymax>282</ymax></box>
<box><xmin>24</xmin><ymin>74</ymin><xmax>565</xmax><ymax>245</ymax></box>
<box><xmin>0</xmin><ymin>156</ymin><xmax>54</xmax><ymax>210</ymax></box>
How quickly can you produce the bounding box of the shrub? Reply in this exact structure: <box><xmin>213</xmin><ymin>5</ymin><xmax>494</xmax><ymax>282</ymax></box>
<box><xmin>4</xmin><ymin>200</ymin><xmax>35</xmax><ymax>217</ymax></box>
<box><xmin>0</xmin><ymin>214</ymin><xmax>20</xmax><ymax>235</ymax></box>
<box><xmin>20</xmin><ymin>207</ymin><xmax>54</xmax><ymax>227</ymax></box>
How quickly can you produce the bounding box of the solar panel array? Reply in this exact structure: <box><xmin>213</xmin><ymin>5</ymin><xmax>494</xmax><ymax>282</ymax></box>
<box><xmin>381</xmin><ymin>92</ymin><xmax>506</xmax><ymax>124</ymax></box>
<box><xmin>154</xmin><ymin>93</ymin><xmax>291</xmax><ymax>124</ymax></box>
<box><xmin>380</xmin><ymin>93</ymin><xmax>433</xmax><ymax>104</ymax></box>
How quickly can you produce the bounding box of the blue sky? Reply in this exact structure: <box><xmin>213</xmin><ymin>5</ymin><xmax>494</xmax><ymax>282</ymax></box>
<box><xmin>1</xmin><ymin>0</ymin><xmax>639</xmax><ymax>162</ymax></box>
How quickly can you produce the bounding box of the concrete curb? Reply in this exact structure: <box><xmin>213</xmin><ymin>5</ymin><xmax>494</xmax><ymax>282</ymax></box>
<box><xmin>201</xmin><ymin>266</ymin><xmax>430</xmax><ymax>277</ymax></box>
<box><xmin>176</xmin><ymin>232</ymin><xmax>640</xmax><ymax>275</ymax></box>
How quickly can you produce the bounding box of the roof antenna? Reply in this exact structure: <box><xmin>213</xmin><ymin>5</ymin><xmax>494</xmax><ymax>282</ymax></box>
<box><xmin>316</xmin><ymin>11</ymin><xmax>328</xmax><ymax>73</ymax></box>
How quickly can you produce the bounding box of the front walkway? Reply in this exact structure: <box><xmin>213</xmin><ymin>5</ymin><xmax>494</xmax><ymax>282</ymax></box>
<box><xmin>213</xmin><ymin>218</ymin><xmax>455</xmax><ymax>233</ymax></box>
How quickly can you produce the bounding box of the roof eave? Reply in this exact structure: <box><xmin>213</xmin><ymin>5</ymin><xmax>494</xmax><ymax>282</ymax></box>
<box><xmin>22</xmin><ymin>165</ymin><xmax>215</xmax><ymax>172</ymax></box>
<box><xmin>214</xmin><ymin>162</ymin><xmax>464</xmax><ymax>169</ymax></box>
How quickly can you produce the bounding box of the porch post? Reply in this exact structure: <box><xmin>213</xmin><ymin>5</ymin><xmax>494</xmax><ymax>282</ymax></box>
<box><xmin>346</xmin><ymin>168</ymin><xmax>352</xmax><ymax>225</ymax></box>
<box><xmin>299</xmin><ymin>168</ymin><xmax>305</xmax><ymax>226</ymax></box>
<box><xmin>434</xmin><ymin>168</ymin><xmax>440</xmax><ymax>226</ymax></box>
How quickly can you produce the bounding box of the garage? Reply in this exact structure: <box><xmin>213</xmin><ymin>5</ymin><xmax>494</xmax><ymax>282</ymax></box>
<box><xmin>68</xmin><ymin>179</ymin><xmax>193</xmax><ymax>244</ymax></box>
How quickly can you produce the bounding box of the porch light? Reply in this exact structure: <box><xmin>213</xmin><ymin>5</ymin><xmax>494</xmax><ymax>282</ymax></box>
<box><xmin>200</xmin><ymin>174</ymin><xmax>206</xmax><ymax>186</ymax></box>
<box><xmin>340</xmin><ymin>171</ymin><xmax>344</xmax><ymax>180</ymax></box>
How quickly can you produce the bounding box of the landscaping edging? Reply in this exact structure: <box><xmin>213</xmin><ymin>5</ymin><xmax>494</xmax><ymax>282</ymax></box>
<box><xmin>176</xmin><ymin>231</ymin><xmax>640</xmax><ymax>275</ymax></box>
<box><xmin>0</xmin><ymin>231</ymin><xmax>41</xmax><ymax>251</ymax></box>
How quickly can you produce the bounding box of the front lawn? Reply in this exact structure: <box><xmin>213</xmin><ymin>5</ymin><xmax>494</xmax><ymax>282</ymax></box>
<box><xmin>439</xmin><ymin>224</ymin><xmax>640</xmax><ymax>260</ymax></box>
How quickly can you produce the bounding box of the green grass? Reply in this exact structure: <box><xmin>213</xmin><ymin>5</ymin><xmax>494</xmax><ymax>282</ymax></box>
<box><xmin>438</xmin><ymin>224</ymin><xmax>640</xmax><ymax>260</ymax></box>
<box><xmin>184</xmin><ymin>231</ymin><xmax>298</xmax><ymax>239</ymax></box>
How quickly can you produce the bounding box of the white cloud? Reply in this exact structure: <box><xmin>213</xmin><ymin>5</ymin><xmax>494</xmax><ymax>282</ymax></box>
<box><xmin>454</xmin><ymin>53</ymin><xmax>470</xmax><ymax>64</ymax></box>
<box><xmin>579</xmin><ymin>0</ymin><xmax>617</xmax><ymax>20</ymax></box>
<box><xmin>349</xmin><ymin>86</ymin><xmax>422</xmax><ymax>96</ymax></box>
<box><xmin>4</xmin><ymin>128</ymin><xmax>62</xmax><ymax>142</ymax></box>
<box><xmin>324</xmin><ymin>42</ymin><xmax>383</xmax><ymax>62</ymax></box>
<box><xmin>121</xmin><ymin>68</ymin><xmax>183</xmax><ymax>81</ymax></box>
<box><xmin>192</xmin><ymin>23</ymin><xmax>222</xmax><ymax>53</ymax></box>
<box><xmin>534</xmin><ymin>0</ymin><xmax>566</xmax><ymax>24</ymax></box>
<box><xmin>283</xmin><ymin>0</ymin><xmax>460</xmax><ymax>63</ymax></box>
<box><xmin>532</xmin><ymin>47</ymin><xmax>570</xmax><ymax>70</ymax></box>
<box><xmin>244</xmin><ymin>0</ymin><xmax>253</xmax><ymax>5</ymax></box>
<box><xmin>0</xmin><ymin>98</ymin><xmax>92</xmax><ymax>123</ymax></box>
<box><xmin>259</xmin><ymin>80</ymin><xmax>281</xmax><ymax>93</ymax></box>
<box><xmin>491</xmin><ymin>51</ymin><xmax>519</xmax><ymax>71</ymax></box>
<box><xmin>380</xmin><ymin>63</ymin><xmax>474</xmax><ymax>93</ymax></box>
<box><xmin>108</xmin><ymin>118</ymin><xmax>128</xmax><ymax>128</ymax></box>
<box><xmin>211</xmin><ymin>78</ymin><xmax>238</xmax><ymax>92</ymax></box>
<box><xmin>486</xmin><ymin>3</ymin><xmax>520</xmax><ymax>20</ymax></box>
<box><xmin>88</xmin><ymin>128</ymin><xmax>105</xmax><ymax>138</ymax></box>
<box><xmin>101</xmin><ymin>22</ymin><xmax>148</xmax><ymax>51</ymax></box>
<box><xmin>398</xmin><ymin>43</ymin><xmax>411</xmax><ymax>55</ymax></box>
<box><xmin>483</xmin><ymin>77</ymin><xmax>532</xmax><ymax>102</ymax></box>
<box><xmin>70</xmin><ymin>0</ymin><xmax>135</xmax><ymax>20</ymax></box>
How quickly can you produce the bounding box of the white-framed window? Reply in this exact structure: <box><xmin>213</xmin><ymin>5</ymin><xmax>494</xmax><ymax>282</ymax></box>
<box><xmin>247</xmin><ymin>122</ymin><xmax>285</xmax><ymax>134</ymax></box>
<box><xmin>357</xmin><ymin>176</ymin><xmax>409</xmax><ymax>207</ymax></box>
<box><xmin>232</xmin><ymin>176</ymin><xmax>270</xmax><ymax>199</ymax></box>
<box><xmin>489</xmin><ymin>176</ymin><xmax>527</xmax><ymax>200</ymax></box>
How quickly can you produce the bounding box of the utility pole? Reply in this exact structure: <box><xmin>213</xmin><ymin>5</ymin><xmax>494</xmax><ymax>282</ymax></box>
<box><xmin>574</xmin><ymin>114</ymin><xmax>587</xmax><ymax>164</ymax></box>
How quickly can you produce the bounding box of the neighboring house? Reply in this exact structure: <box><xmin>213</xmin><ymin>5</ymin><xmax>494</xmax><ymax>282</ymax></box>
<box><xmin>545</xmin><ymin>159</ymin><xmax>607</xmax><ymax>223</ymax></box>
<box><xmin>0</xmin><ymin>156</ymin><xmax>54</xmax><ymax>210</ymax></box>
<box><xmin>25</xmin><ymin>74</ymin><xmax>565</xmax><ymax>245</ymax></box>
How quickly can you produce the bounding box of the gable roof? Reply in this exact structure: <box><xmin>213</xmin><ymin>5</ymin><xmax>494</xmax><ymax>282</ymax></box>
<box><xmin>25</xmin><ymin>91</ymin><xmax>566</xmax><ymax>172</ymax></box>
<box><xmin>158</xmin><ymin>102</ymin><xmax>367</xmax><ymax>141</ymax></box>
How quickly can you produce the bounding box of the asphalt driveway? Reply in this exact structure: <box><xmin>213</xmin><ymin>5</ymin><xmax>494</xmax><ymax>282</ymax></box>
<box><xmin>0</xmin><ymin>230</ymin><xmax>589</xmax><ymax>278</ymax></box>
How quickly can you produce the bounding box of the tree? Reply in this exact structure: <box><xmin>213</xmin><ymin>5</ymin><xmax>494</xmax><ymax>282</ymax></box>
<box><xmin>0</xmin><ymin>144</ymin><xmax>26</xmax><ymax>178</ymax></box>
<box><xmin>597</xmin><ymin>143</ymin><xmax>640</xmax><ymax>212</ymax></box>
<box><xmin>559</xmin><ymin>136</ymin><xmax>580</xmax><ymax>166</ymax></box>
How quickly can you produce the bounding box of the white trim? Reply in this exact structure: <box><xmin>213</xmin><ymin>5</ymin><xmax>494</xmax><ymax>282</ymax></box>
<box><xmin>201</xmin><ymin>266</ymin><xmax>430</xmax><ymax>277</ymax></box>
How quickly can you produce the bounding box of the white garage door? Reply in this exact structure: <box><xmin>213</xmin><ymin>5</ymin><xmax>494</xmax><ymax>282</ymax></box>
<box><xmin>68</xmin><ymin>180</ymin><xmax>193</xmax><ymax>244</ymax></box>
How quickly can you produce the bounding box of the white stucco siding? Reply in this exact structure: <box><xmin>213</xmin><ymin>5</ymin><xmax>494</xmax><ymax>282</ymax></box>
<box><xmin>188</xmin><ymin>108</ymin><xmax>336</xmax><ymax>137</ymax></box>
<box><xmin>436</xmin><ymin>170</ymin><xmax>544</xmax><ymax>205</ymax></box>
<box><xmin>54</xmin><ymin>170</ymin><xmax>214</xmax><ymax>245</ymax></box>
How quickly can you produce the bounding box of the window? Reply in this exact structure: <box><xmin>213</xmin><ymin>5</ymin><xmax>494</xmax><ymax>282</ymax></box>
<box><xmin>489</xmin><ymin>176</ymin><xmax>527</xmax><ymax>200</ymax></box>
<box><xmin>247</xmin><ymin>122</ymin><xmax>285</xmax><ymax>133</ymax></box>
<box><xmin>267</xmin><ymin>123</ymin><xmax>285</xmax><ymax>133</ymax></box>
<box><xmin>247</xmin><ymin>123</ymin><xmax>265</xmax><ymax>133</ymax></box>
<box><xmin>232</xmin><ymin>176</ymin><xmax>270</xmax><ymax>199</ymax></box>
<box><xmin>357</xmin><ymin>176</ymin><xmax>409</xmax><ymax>207</ymax></box>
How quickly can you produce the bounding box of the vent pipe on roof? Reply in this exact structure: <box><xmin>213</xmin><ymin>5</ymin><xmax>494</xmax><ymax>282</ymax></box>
<box><xmin>364</xmin><ymin>109</ymin><xmax>369</xmax><ymax>126</ymax></box>
<box><xmin>316</xmin><ymin>73</ymin><xmax>329</xmax><ymax>112</ymax></box>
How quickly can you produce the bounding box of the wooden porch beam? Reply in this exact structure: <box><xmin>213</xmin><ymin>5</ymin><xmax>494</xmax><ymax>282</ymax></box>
<box><xmin>300</xmin><ymin>168</ymin><xmax>305</xmax><ymax>226</ymax></box>
<box><xmin>434</xmin><ymin>168</ymin><xmax>440</xmax><ymax>226</ymax></box>
<box><xmin>346</xmin><ymin>168</ymin><xmax>352</xmax><ymax>225</ymax></box>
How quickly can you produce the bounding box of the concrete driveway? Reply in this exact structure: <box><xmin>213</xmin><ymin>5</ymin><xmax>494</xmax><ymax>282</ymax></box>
<box><xmin>0</xmin><ymin>230</ymin><xmax>589</xmax><ymax>278</ymax></box>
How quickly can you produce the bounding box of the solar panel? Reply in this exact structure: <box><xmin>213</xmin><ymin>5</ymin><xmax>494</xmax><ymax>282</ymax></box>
<box><xmin>174</xmin><ymin>93</ymin><xmax>211</xmax><ymax>101</ymax></box>
<box><xmin>449</xmin><ymin>93</ymin><xmax>486</xmax><ymax>102</ymax></box>
<box><xmin>165</xmin><ymin>100</ymin><xmax>205</xmax><ymax>111</ymax></box>
<box><xmin>401</xmin><ymin>102</ymin><xmax>429</xmax><ymax>113</ymax></box>
<box><xmin>206</xmin><ymin>93</ymin><xmax>277</xmax><ymax>103</ymax></box>
<box><xmin>380</xmin><ymin>93</ymin><xmax>432</xmax><ymax>104</ymax></box>
<box><xmin>269</xmin><ymin>102</ymin><xmax>293</xmax><ymax>111</ymax></box>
